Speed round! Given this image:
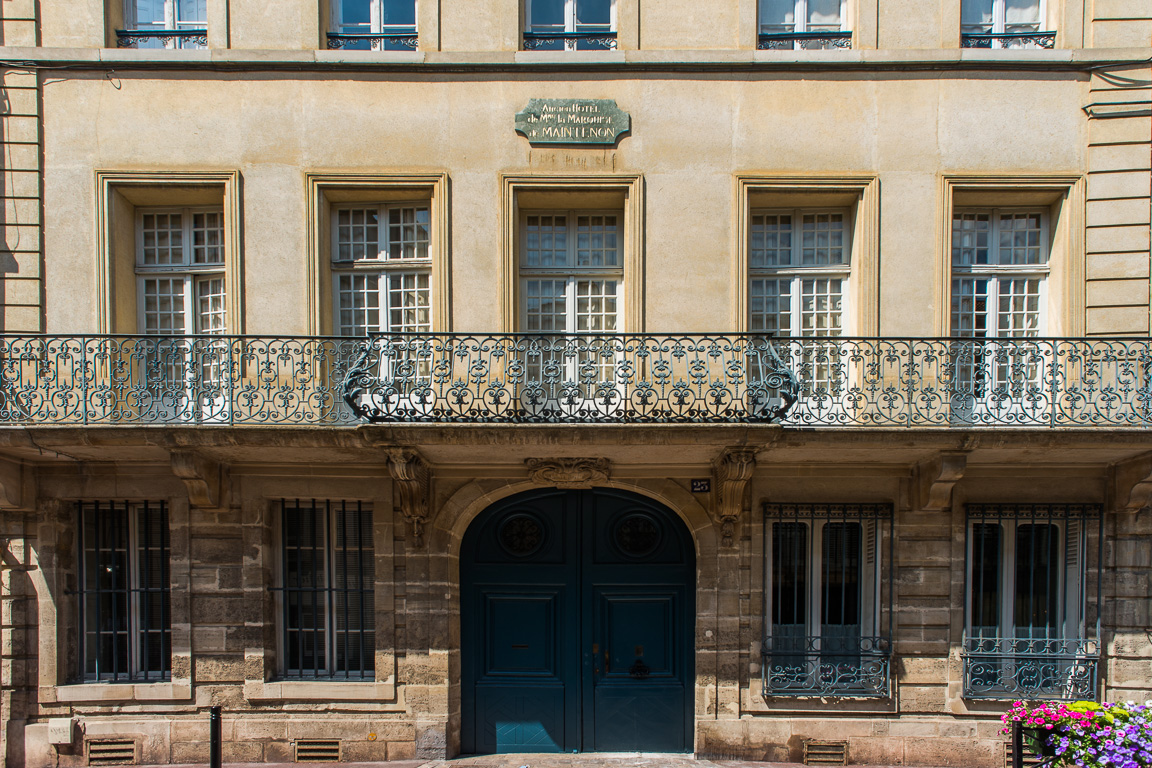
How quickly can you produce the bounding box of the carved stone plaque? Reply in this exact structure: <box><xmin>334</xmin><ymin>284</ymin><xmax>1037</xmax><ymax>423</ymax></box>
<box><xmin>515</xmin><ymin>99</ymin><xmax>630</xmax><ymax>145</ymax></box>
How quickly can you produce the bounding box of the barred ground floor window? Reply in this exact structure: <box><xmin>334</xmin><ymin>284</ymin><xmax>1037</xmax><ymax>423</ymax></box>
<box><xmin>962</xmin><ymin>503</ymin><xmax>1102</xmax><ymax>700</ymax></box>
<box><xmin>762</xmin><ymin>502</ymin><xmax>892</xmax><ymax>697</ymax></box>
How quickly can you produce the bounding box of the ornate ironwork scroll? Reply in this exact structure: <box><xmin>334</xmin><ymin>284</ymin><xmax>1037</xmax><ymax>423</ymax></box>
<box><xmin>961</xmin><ymin>31</ymin><xmax>1056</xmax><ymax>49</ymax></box>
<box><xmin>343</xmin><ymin>334</ymin><xmax>799</xmax><ymax>424</ymax></box>
<box><xmin>962</xmin><ymin>637</ymin><xmax>1099</xmax><ymax>700</ymax></box>
<box><xmin>115</xmin><ymin>29</ymin><xmax>208</xmax><ymax>48</ymax></box>
<box><xmin>757</xmin><ymin>31</ymin><xmax>852</xmax><ymax>49</ymax></box>
<box><xmin>762</xmin><ymin>635</ymin><xmax>892</xmax><ymax>697</ymax></box>
<box><xmin>522</xmin><ymin>32</ymin><xmax>618</xmax><ymax>50</ymax></box>
<box><xmin>326</xmin><ymin>32</ymin><xmax>419</xmax><ymax>50</ymax></box>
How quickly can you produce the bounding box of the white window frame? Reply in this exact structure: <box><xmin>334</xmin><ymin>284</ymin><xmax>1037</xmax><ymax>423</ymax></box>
<box><xmin>330</xmin><ymin>0</ymin><xmax>419</xmax><ymax>47</ymax></box>
<box><xmin>330</xmin><ymin>201</ymin><xmax>433</xmax><ymax>337</ymax></box>
<box><xmin>960</xmin><ymin>0</ymin><xmax>1049</xmax><ymax>48</ymax></box>
<box><xmin>134</xmin><ymin>206</ymin><xmax>227</xmax><ymax>336</ymax></box>
<box><xmin>525</xmin><ymin>0</ymin><xmax>618</xmax><ymax>50</ymax></box>
<box><xmin>123</xmin><ymin>0</ymin><xmax>208</xmax><ymax>48</ymax></box>
<box><xmin>275</xmin><ymin>500</ymin><xmax>375</xmax><ymax>681</ymax></box>
<box><xmin>758</xmin><ymin>0</ymin><xmax>850</xmax><ymax>49</ymax></box>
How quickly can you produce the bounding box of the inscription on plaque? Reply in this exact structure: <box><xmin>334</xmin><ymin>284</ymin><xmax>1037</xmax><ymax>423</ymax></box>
<box><xmin>515</xmin><ymin>98</ymin><xmax>630</xmax><ymax>146</ymax></box>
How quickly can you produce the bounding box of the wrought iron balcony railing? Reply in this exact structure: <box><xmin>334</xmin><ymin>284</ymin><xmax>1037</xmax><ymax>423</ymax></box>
<box><xmin>0</xmin><ymin>336</ymin><xmax>361</xmax><ymax>427</ymax></box>
<box><xmin>326</xmin><ymin>31</ymin><xmax>419</xmax><ymax>50</ymax></box>
<box><xmin>961</xmin><ymin>636</ymin><xmax>1100</xmax><ymax>700</ymax></box>
<box><xmin>522</xmin><ymin>31</ymin><xmax>618</xmax><ymax>50</ymax></box>
<box><xmin>115</xmin><ymin>28</ymin><xmax>208</xmax><ymax>48</ymax></box>
<box><xmin>762</xmin><ymin>635</ymin><xmax>891</xmax><ymax>697</ymax></box>
<box><xmin>960</xmin><ymin>31</ymin><xmax>1056</xmax><ymax>48</ymax></box>
<box><xmin>757</xmin><ymin>31</ymin><xmax>853</xmax><ymax>49</ymax></box>
<box><xmin>1</xmin><ymin>334</ymin><xmax>1149</xmax><ymax>428</ymax></box>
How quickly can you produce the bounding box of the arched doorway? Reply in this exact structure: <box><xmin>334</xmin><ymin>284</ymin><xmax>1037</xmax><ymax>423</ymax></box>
<box><xmin>461</xmin><ymin>487</ymin><xmax>695</xmax><ymax>754</ymax></box>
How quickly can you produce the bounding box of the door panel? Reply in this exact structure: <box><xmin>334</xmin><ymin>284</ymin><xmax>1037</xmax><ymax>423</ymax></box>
<box><xmin>462</xmin><ymin>488</ymin><xmax>693</xmax><ymax>754</ymax></box>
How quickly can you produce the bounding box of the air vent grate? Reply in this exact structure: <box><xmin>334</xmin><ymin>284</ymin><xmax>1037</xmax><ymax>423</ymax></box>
<box><xmin>803</xmin><ymin>739</ymin><xmax>848</xmax><ymax>766</ymax></box>
<box><xmin>1005</xmin><ymin>741</ymin><xmax>1043</xmax><ymax>768</ymax></box>
<box><xmin>87</xmin><ymin>739</ymin><xmax>137</xmax><ymax>766</ymax></box>
<box><xmin>294</xmin><ymin>739</ymin><xmax>341</xmax><ymax>762</ymax></box>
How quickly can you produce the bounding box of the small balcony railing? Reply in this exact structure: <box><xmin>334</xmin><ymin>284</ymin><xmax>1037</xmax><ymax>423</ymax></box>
<box><xmin>757</xmin><ymin>31</ymin><xmax>852</xmax><ymax>49</ymax></box>
<box><xmin>762</xmin><ymin>635</ymin><xmax>891</xmax><ymax>697</ymax></box>
<box><xmin>960</xmin><ymin>30</ymin><xmax>1056</xmax><ymax>48</ymax></box>
<box><xmin>1</xmin><ymin>334</ymin><xmax>1149</xmax><ymax>428</ymax></box>
<box><xmin>961</xmin><ymin>636</ymin><xmax>1100</xmax><ymax>700</ymax></box>
<box><xmin>522</xmin><ymin>31</ymin><xmax>618</xmax><ymax>50</ymax></box>
<box><xmin>115</xmin><ymin>28</ymin><xmax>208</xmax><ymax>48</ymax></box>
<box><xmin>326</xmin><ymin>31</ymin><xmax>419</xmax><ymax>50</ymax></box>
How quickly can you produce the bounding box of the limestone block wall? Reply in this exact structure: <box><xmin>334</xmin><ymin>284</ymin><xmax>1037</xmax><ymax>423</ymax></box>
<box><xmin>1084</xmin><ymin>65</ymin><xmax>1152</xmax><ymax>336</ymax></box>
<box><xmin>0</xmin><ymin>67</ymin><xmax>41</xmax><ymax>333</ymax></box>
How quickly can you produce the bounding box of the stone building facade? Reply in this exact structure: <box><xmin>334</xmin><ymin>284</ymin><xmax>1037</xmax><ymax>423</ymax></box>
<box><xmin>0</xmin><ymin>0</ymin><xmax>1150</xmax><ymax>766</ymax></box>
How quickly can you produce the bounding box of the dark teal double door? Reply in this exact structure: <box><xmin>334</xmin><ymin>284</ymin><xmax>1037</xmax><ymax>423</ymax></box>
<box><xmin>461</xmin><ymin>488</ymin><xmax>694</xmax><ymax>754</ymax></box>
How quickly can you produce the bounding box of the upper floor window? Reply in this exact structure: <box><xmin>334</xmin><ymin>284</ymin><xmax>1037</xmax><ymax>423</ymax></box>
<box><xmin>524</xmin><ymin>0</ymin><xmax>617</xmax><ymax>51</ymax></box>
<box><xmin>758</xmin><ymin>0</ymin><xmax>850</xmax><ymax>50</ymax></box>
<box><xmin>78</xmin><ymin>501</ymin><xmax>171</xmax><ymax>683</ymax></box>
<box><xmin>275</xmin><ymin>500</ymin><xmax>375</xmax><ymax>680</ymax></box>
<box><xmin>961</xmin><ymin>503</ymin><xmax>1100</xmax><ymax>700</ymax></box>
<box><xmin>961</xmin><ymin>0</ymin><xmax>1054</xmax><ymax>49</ymax></box>
<box><xmin>136</xmin><ymin>208</ymin><xmax>227</xmax><ymax>336</ymax></box>
<box><xmin>331</xmin><ymin>203</ymin><xmax>431</xmax><ymax>336</ymax></box>
<box><xmin>328</xmin><ymin>0</ymin><xmax>418</xmax><ymax>51</ymax></box>
<box><xmin>118</xmin><ymin>0</ymin><xmax>207</xmax><ymax>49</ymax></box>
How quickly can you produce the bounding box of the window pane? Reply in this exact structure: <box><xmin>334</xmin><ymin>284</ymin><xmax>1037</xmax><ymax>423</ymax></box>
<box><xmin>807</xmin><ymin>0</ymin><xmax>842</xmax><ymax>28</ymax></box>
<box><xmin>952</xmin><ymin>212</ymin><xmax>991</xmax><ymax>266</ymax></box>
<box><xmin>997</xmin><ymin>212</ymin><xmax>1045</xmax><ymax>266</ymax></box>
<box><xmin>798</xmin><ymin>278</ymin><xmax>842</xmax><ymax>337</ymax></box>
<box><xmin>142</xmin><ymin>277</ymin><xmax>188</xmax><ymax>334</ymax></box>
<box><xmin>575</xmin><ymin>214</ymin><xmax>620</xmax><ymax>267</ymax></box>
<box><xmin>334</xmin><ymin>207</ymin><xmax>380</xmax><ymax>262</ymax></box>
<box><xmin>961</xmin><ymin>0</ymin><xmax>994</xmax><ymax>25</ymax></box>
<box><xmin>1004</xmin><ymin>0</ymin><xmax>1040</xmax><ymax>25</ymax></box>
<box><xmin>340</xmin><ymin>0</ymin><xmax>372</xmax><ymax>25</ymax></box>
<box><xmin>191</xmin><ymin>211</ymin><xmax>224</xmax><ymax>264</ymax></box>
<box><xmin>131</xmin><ymin>0</ymin><xmax>167</xmax><ymax>26</ymax></box>
<box><xmin>283</xmin><ymin>502</ymin><xmax>328</xmax><ymax>677</ymax></box>
<box><xmin>387</xmin><ymin>205</ymin><xmax>431</xmax><ymax>261</ymax></box>
<box><xmin>195</xmin><ymin>277</ymin><xmax>227</xmax><ymax>335</ymax></box>
<box><xmin>382</xmin><ymin>0</ymin><xmax>417</xmax><ymax>26</ymax></box>
<box><xmin>386</xmin><ymin>272</ymin><xmax>431</xmax><ymax>333</ymax></box>
<box><xmin>749</xmin><ymin>278</ymin><xmax>791</xmax><ymax>336</ymax></box>
<box><xmin>140</xmin><ymin>212</ymin><xmax>184</xmax><ymax>266</ymax></box>
<box><xmin>575</xmin><ymin>279</ymin><xmax>617</xmax><ymax>332</ymax></box>
<box><xmin>951</xmin><ymin>278</ymin><xmax>989</xmax><ymax>337</ymax></box>
<box><xmin>771</xmin><ymin>522</ymin><xmax>807</xmax><ymax>652</ymax></box>
<box><xmin>333</xmin><ymin>502</ymin><xmax>375</xmax><ymax>678</ymax></box>
<box><xmin>1014</xmin><ymin>523</ymin><xmax>1060</xmax><ymax>637</ymax></box>
<box><xmin>997</xmin><ymin>278</ymin><xmax>1041</xmax><ymax>337</ymax></box>
<box><xmin>970</xmin><ymin>523</ymin><xmax>1001</xmax><ymax>637</ymax></box>
<box><xmin>177</xmin><ymin>0</ymin><xmax>208</xmax><ymax>24</ymax></box>
<box><xmin>750</xmin><ymin>213</ymin><xmax>793</xmax><ymax>268</ymax></box>
<box><xmin>336</xmin><ymin>273</ymin><xmax>382</xmax><ymax>335</ymax></box>
<box><xmin>524</xmin><ymin>279</ymin><xmax>567</xmax><ymax>332</ymax></box>
<box><xmin>529</xmin><ymin>0</ymin><xmax>565</xmax><ymax>27</ymax></box>
<box><xmin>821</xmin><ymin>522</ymin><xmax>861</xmax><ymax>630</ymax></box>
<box><xmin>576</xmin><ymin>0</ymin><xmax>612</xmax><ymax>26</ymax></box>
<box><xmin>760</xmin><ymin>0</ymin><xmax>797</xmax><ymax>27</ymax></box>
<box><xmin>523</xmin><ymin>214</ymin><xmax>568</xmax><ymax>267</ymax></box>
<box><xmin>800</xmin><ymin>212</ymin><xmax>846</xmax><ymax>266</ymax></box>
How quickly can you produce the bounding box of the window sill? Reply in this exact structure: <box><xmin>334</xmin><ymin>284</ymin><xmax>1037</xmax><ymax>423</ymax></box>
<box><xmin>514</xmin><ymin>50</ymin><xmax>625</xmax><ymax>64</ymax></box>
<box><xmin>48</xmin><ymin>681</ymin><xmax>192</xmax><ymax>703</ymax></box>
<box><xmin>244</xmin><ymin>679</ymin><xmax>395</xmax><ymax>702</ymax></box>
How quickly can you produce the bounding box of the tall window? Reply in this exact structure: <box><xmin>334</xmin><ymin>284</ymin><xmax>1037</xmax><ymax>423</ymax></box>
<box><xmin>961</xmin><ymin>0</ymin><xmax>1053</xmax><ymax>48</ymax></box>
<box><xmin>762</xmin><ymin>503</ymin><xmax>891</xmax><ymax>697</ymax></box>
<box><xmin>331</xmin><ymin>203</ymin><xmax>431</xmax><ymax>337</ymax></box>
<box><xmin>950</xmin><ymin>208</ymin><xmax>1048</xmax><ymax>411</ymax></box>
<box><xmin>962</xmin><ymin>504</ymin><xmax>1101</xmax><ymax>700</ymax></box>
<box><xmin>119</xmin><ymin>0</ymin><xmax>207</xmax><ymax>49</ymax></box>
<box><xmin>524</xmin><ymin>0</ymin><xmax>617</xmax><ymax>50</ymax></box>
<box><xmin>276</xmin><ymin>500</ymin><xmax>375</xmax><ymax>680</ymax></box>
<box><xmin>758</xmin><ymin>0</ymin><xmax>850</xmax><ymax>49</ymax></box>
<box><xmin>136</xmin><ymin>207</ymin><xmax>227</xmax><ymax>336</ymax></box>
<box><xmin>78</xmin><ymin>501</ymin><xmax>170</xmax><ymax>682</ymax></box>
<box><xmin>749</xmin><ymin>209</ymin><xmax>850</xmax><ymax>395</ymax></box>
<box><xmin>328</xmin><ymin>0</ymin><xmax>418</xmax><ymax>50</ymax></box>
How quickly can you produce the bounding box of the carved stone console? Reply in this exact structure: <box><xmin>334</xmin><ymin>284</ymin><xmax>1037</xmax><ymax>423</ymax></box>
<box><xmin>525</xmin><ymin>457</ymin><xmax>612</xmax><ymax>489</ymax></box>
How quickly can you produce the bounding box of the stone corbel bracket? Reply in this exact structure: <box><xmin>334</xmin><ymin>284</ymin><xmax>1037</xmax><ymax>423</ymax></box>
<box><xmin>170</xmin><ymin>450</ymin><xmax>229</xmax><ymax>509</ymax></box>
<box><xmin>918</xmin><ymin>451</ymin><xmax>967</xmax><ymax>512</ymax></box>
<box><xmin>713</xmin><ymin>448</ymin><xmax>756</xmax><ymax>547</ymax></box>
<box><xmin>525</xmin><ymin>457</ymin><xmax>611</xmax><ymax>489</ymax></box>
<box><xmin>1113</xmin><ymin>452</ymin><xmax>1152</xmax><ymax>512</ymax></box>
<box><xmin>387</xmin><ymin>448</ymin><xmax>431</xmax><ymax>548</ymax></box>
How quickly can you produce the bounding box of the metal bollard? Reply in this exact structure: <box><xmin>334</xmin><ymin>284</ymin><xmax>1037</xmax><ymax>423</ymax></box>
<box><xmin>209</xmin><ymin>706</ymin><xmax>222</xmax><ymax>768</ymax></box>
<box><xmin>1012</xmin><ymin>720</ymin><xmax>1023</xmax><ymax>768</ymax></box>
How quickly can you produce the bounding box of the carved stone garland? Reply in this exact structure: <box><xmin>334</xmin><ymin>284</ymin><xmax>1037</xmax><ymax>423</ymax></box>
<box><xmin>712</xmin><ymin>448</ymin><xmax>756</xmax><ymax>547</ymax></box>
<box><xmin>387</xmin><ymin>448</ymin><xmax>431</xmax><ymax>548</ymax></box>
<box><xmin>525</xmin><ymin>458</ymin><xmax>612</xmax><ymax>489</ymax></box>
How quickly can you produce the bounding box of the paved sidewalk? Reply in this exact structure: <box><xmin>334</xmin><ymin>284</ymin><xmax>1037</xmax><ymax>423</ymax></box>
<box><xmin>140</xmin><ymin>755</ymin><xmax>948</xmax><ymax>768</ymax></box>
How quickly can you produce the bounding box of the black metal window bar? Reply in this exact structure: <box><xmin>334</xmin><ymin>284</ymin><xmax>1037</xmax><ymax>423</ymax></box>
<box><xmin>962</xmin><ymin>503</ymin><xmax>1102</xmax><ymax>700</ymax></box>
<box><xmin>274</xmin><ymin>500</ymin><xmax>375</xmax><ymax>680</ymax></box>
<box><xmin>78</xmin><ymin>501</ymin><xmax>171</xmax><ymax>682</ymax></box>
<box><xmin>326</xmin><ymin>31</ymin><xmax>418</xmax><ymax>50</ymax></box>
<box><xmin>762</xmin><ymin>502</ymin><xmax>893</xmax><ymax>697</ymax></box>
<box><xmin>960</xmin><ymin>31</ymin><xmax>1055</xmax><ymax>48</ymax></box>
<box><xmin>757</xmin><ymin>30</ymin><xmax>852</xmax><ymax>49</ymax></box>
<box><xmin>115</xmin><ymin>28</ymin><xmax>208</xmax><ymax>48</ymax></box>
